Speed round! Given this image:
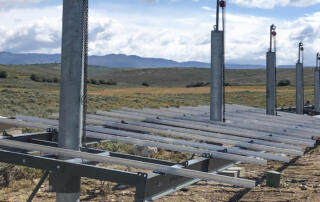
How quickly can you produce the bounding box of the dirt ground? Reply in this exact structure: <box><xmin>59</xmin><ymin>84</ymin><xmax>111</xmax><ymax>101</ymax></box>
<box><xmin>1</xmin><ymin>144</ymin><xmax>319</xmax><ymax>202</ymax></box>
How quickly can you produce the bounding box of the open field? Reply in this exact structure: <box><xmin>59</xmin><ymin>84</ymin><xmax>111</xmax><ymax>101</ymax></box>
<box><xmin>0</xmin><ymin>64</ymin><xmax>317</xmax><ymax>87</ymax></box>
<box><xmin>0</xmin><ymin>64</ymin><xmax>317</xmax><ymax>117</ymax></box>
<box><xmin>0</xmin><ymin>64</ymin><xmax>319</xmax><ymax>201</ymax></box>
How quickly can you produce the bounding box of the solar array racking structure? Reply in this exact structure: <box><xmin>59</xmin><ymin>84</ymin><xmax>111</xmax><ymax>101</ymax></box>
<box><xmin>0</xmin><ymin>103</ymin><xmax>319</xmax><ymax>201</ymax></box>
<box><xmin>0</xmin><ymin>0</ymin><xmax>319</xmax><ymax>202</ymax></box>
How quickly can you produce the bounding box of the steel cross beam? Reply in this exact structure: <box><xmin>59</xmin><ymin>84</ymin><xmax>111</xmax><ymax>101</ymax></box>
<box><xmin>0</xmin><ymin>139</ymin><xmax>256</xmax><ymax>187</ymax></box>
<box><xmin>0</xmin><ymin>121</ymin><xmax>255</xmax><ymax>200</ymax></box>
<box><xmin>0</xmin><ymin>146</ymin><xmax>239</xmax><ymax>201</ymax></box>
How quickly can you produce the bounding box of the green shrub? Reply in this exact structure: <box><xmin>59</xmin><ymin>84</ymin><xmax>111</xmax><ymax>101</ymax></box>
<box><xmin>30</xmin><ymin>74</ymin><xmax>59</xmax><ymax>84</ymax></box>
<box><xmin>0</xmin><ymin>71</ymin><xmax>7</xmax><ymax>78</ymax></box>
<box><xmin>53</xmin><ymin>78</ymin><xmax>59</xmax><ymax>83</ymax></box>
<box><xmin>186</xmin><ymin>82</ymin><xmax>209</xmax><ymax>88</ymax></box>
<box><xmin>30</xmin><ymin>74</ymin><xmax>41</xmax><ymax>82</ymax></box>
<box><xmin>277</xmin><ymin>79</ymin><xmax>291</xmax><ymax>86</ymax></box>
<box><xmin>142</xmin><ymin>82</ymin><xmax>150</xmax><ymax>87</ymax></box>
<box><xmin>99</xmin><ymin>80</ymin><xmax>117</xmax><ymax>85</ymax></box>
<box><xmin>90</xmin><ymin>79</ymin><xmax>100</xmax><ymax>85</ymax></box>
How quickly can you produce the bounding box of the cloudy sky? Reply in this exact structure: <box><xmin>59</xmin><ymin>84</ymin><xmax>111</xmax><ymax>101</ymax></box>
<box><xmin>0</xmin><ymin>0</ymin><xmax>320</xmax><ymax>65</ymax></box>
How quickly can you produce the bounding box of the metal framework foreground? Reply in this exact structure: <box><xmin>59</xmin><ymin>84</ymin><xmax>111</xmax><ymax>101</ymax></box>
<box><xmin>0</xmin><ymin>104</ymin><xmax>318</xmax><ymax>201</ymax></box>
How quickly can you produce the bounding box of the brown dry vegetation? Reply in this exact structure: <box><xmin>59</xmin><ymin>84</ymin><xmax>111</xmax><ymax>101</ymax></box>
<box><xmin>88</xmin><ymin>85</ymin><xmax>314</xmax><ymax>96</ymax></box>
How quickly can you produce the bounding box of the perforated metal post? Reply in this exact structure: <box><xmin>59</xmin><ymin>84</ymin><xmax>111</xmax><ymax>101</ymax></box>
<box><xmin>296</xmin><ymin>42</ymin><xmax>304</xmax><ymax>115</ymax></box>
<box><xmin>266</xmin><ymin>24</ymin><xmax>277</xmax><ymax>115</ymax></box>
<box><xmin>55</xmin><ymin>0</ymin><xmax>87</xmax><ymax>201</ymax></box>
<box><xmin>211</xmin><ymin>0</ymin><xmax>226</xmax><ymax>122</ymax></box>
<box><xmin>314</xmin><ymin>53</ymin><xmax>320</xmax><ymax>112</ymax></box>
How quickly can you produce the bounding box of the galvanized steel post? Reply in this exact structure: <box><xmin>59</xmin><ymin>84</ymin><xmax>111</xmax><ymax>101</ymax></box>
<box><xmin>296</xmin><ymin>42</ymin><xmax>304</xmax><ymax>114</ymax></box>
<box><xmin>314</xmin><ymin>53</ymin><xmax>320</xmax><ymax>112</ymax></box>
<box><xmin>266</xmin><ymin>24</ymin><xmax>277</xmax><ymax>115</ymax></box>
<box><xmin>210</xmin><ymin>0</ymin><xmax>226</xmax><ymax>122</ymax></box>
<box><xmin>55</xmin><ymin>0</ymin><xmax>86</xmax><ymax>201</ymax></box>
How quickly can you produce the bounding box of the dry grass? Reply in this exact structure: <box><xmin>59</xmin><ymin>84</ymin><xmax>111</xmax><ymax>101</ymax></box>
<box><xmin>89</xmin><ymin>86</ymin><xmax>315</xmax><ymax>96</ymax></box>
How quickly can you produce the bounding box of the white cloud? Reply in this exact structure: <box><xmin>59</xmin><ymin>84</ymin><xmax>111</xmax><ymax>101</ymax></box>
<box><xmin>0</xmin><ymin>4</ymin><xmax>319</xmax><ymax>65</ymax></box>
<box><xmin>0</xmin><ymin>6</ymin><xmax>62</xmax><ymax>53</ymax></box>
<box><xmin>0</xmin><ymin>0</ymin><xmax>45</xmax><ymax>10</ymax></box>
<box><xmin>202</xmin><ymin>6</ymin><xmax>214</xmax><ymax>11</ymax></box>
<box><xmin>231</xmin><ymin>0</ymin><xmax>320</xmax><ymax>9</ymax></box>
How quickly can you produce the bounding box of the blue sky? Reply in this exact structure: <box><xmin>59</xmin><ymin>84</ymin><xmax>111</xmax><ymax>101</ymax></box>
<box><xmin>0</xmin><ymin>0</ymin><xmax>320</xmax><ymax>65</ymax></box>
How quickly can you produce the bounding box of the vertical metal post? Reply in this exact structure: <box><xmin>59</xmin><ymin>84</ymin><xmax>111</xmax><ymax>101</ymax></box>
<box><xmin>216</xmin><ymin>0</ymin><xmax>219</xmax><ymax>30</ymax></box>
<box><xmin>296</xmin><ymin>63</ymin><xmax>304</xmax><ymax>114</ymax></box>
<box><xmin>266</xmin><ymin>52</ymin><xmax>276</xmax><ymax>115</ymax></box>
<box><xmin>211</xmin><ymin>31</ymin><xmax>224</xmax><ymax>121</ymax></box>
<box><xmin>314</xmin><ymin>53</ymin><xmax>320</xmax><ymax>112</ymax></box>
<box><xmin>266</xmin><ymin>25</ymin><xmax>277</xmax><ymax>115</ymax></box>
<box><xmin>55</xmin><ymin>0</ymin><xmax>86</xmax><ymax>201</ymax></box>
<box><xmin>210</xmin><ymin>0</ymin><xmax>225</xmax><ymax>122</ymax></box>
<box><xmin>296</xmin><ymin>42</ymin><xmax>304</xmax><ymax>115</ymax></box>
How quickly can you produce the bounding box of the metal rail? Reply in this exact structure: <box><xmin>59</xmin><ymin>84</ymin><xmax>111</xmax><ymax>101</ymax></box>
<box><xmin>86</xmin><ymin>114</ymin><xmax>302</xmax><ymax>151</ymax></box>
<box><xmin>13</xmin><ymin>115</ymin><xmax>268</xmax><ymax>165</ymax></box>
<box><xmin>121</xmin><ymin>107</ymin><xmax>319</xmax><ymax>139</ymax></box>
<box><xmin>15</xmin><ymin>115</ymin><xmax>301</xmax><ymax>158</ymax></box>
<box><xmin>175</xmin><ymin>107</ymin><xmax>320</xmax><ymax>136</ymax></box>
<box><xmin>0</xmin><ymin>139</ymin><xmax>256</xmax><ymax>188</ymax></box>
<box><xmin>96</xmin><ymin>110</ymin><xmax>315</xmax><ymax>147</ymax></box>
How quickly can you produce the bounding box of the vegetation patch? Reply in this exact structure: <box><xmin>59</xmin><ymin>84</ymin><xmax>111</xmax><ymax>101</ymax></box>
<box><xmin>0</xmin><ymin>71</ymin><xmax>7</xmax><ymax>79</ymax></box>
<box><xmin>142</xmin><ymin>82</ymin><xmax>150</xmax><ymax>87</ymax></box>
<box><xmin>87</xmin><ymin>79</ymin><xmax>117</xmax><ymax>85</ymax></box>
<box><xmin>186</xmin><ymin>81</ymin><xmax>209</xmax><ymax>88</ymax></box>
<box><xmin>30</xmin><ymin>74</ymin><xmax>59</xmax><ymax>83</ymax></box>
<box><xmin>277</xmin><ymin>79</ymin><xmax>291</xmax><ymax>86</ymax></box>
<box><xmin>99</xmin><ymin>80</ymin><xmax>117</xmax><ymax>85</ymax></box>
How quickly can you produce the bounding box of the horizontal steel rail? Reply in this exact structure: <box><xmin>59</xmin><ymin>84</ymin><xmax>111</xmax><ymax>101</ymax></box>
<box><xmin>86</xmin><ymin>114</ymin><xmax>302</xmax><ymax>151</ymax></box>
<box><xmin>16</xmin><ymin>115</ymin><xmax>301</xmax><ymax>158</ymax></box>
<box><xmin>168</xmin><ymin>106</ymin><xmax>320</xmax><ymax>135</ymax></box>
<box><xmin>110</xmin><ymin>108</ymin><xmax>315</xmax><ymax>143</ymax></box>
<box><xmin>0</xmin><ymin>139</ymin><xmax>256</xmax><ymax>188</ymax></box>
<box><xmin>101</xmin><ymin>121</ymin><xmax>301</xmax><ymax>158</ymax></box>
<box><xmin>96</xmin><ymin>110</ymin><xmax>315</xmax><ymax>147</ymax></box>
<box><xmin>122</xmin><ymin>107</ymin><xmax>318</xmax><ymax>139</ymax></box>
<box><xmin>0</xmin><ymin>149</ymin><xmax>143</xmax><ymax>186</ymax></box>
<box><xmin>87</xmin><ymin>131</ymin><xmax>268</xmax><ymax>165</ymax></box>
<box><xmin>176</xmin><ymin>107</ymin><xmax>320</xmax><ymax>137</ymax></box>
<box><xmin>123</xmin><ymin>120</ymin><xmax>303</xmax><ymax>151</ymax></box>
<box><xmin>13</xmin><ymin>115</ymin><xmax>268</xmax><ymax>165</ymax></box>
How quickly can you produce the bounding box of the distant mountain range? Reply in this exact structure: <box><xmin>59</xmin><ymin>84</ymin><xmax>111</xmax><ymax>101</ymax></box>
<box><xmin>0</xmin><ymin>51</ymin><xmax>267</xmax><ymax>69</ymax></box>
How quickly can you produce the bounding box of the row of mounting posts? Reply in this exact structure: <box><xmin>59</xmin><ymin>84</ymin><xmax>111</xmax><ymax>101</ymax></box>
<box><xmin>266</xmin><ymin>24</ymin><xmax>277</xmax><ymax>115</ymax></box>
<box><xmin>314</xmin><ymin>53</ymin><xmax>320</xmax><ymax>112</ymax></box>
<box><xmin>211</xmin><ymin>0</ymin><xmax>226</xmax><ymax>122</ymax></box>
<box><xmin>296</xmin><ymin>42</ymin><xmax>304</xmax><ymax>114</ymax></box>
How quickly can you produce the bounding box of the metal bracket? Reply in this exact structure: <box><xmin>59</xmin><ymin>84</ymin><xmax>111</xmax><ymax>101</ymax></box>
<box><xmin>202</xmin><ymin>153</ymin><xmax>212</xmax><ymax>158</ymax></box>
<box><xmin>298</xmin><ymin>42</ymin><xmax>304</xmax><ymax>63</ymax></box>
<box><xmin>137</xmin><ymin>172</ymin><xmax>148</xmax><ymax>179</ymax></box>
<box><xmin>218</xmin><ymin>148</ymin><xmax>228</xmax><ymax>153</ymax></box>
<box><xmin>27</xmin><ymin>171</ymin><xmax>49</xmax><ymax>202</ymax></box>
